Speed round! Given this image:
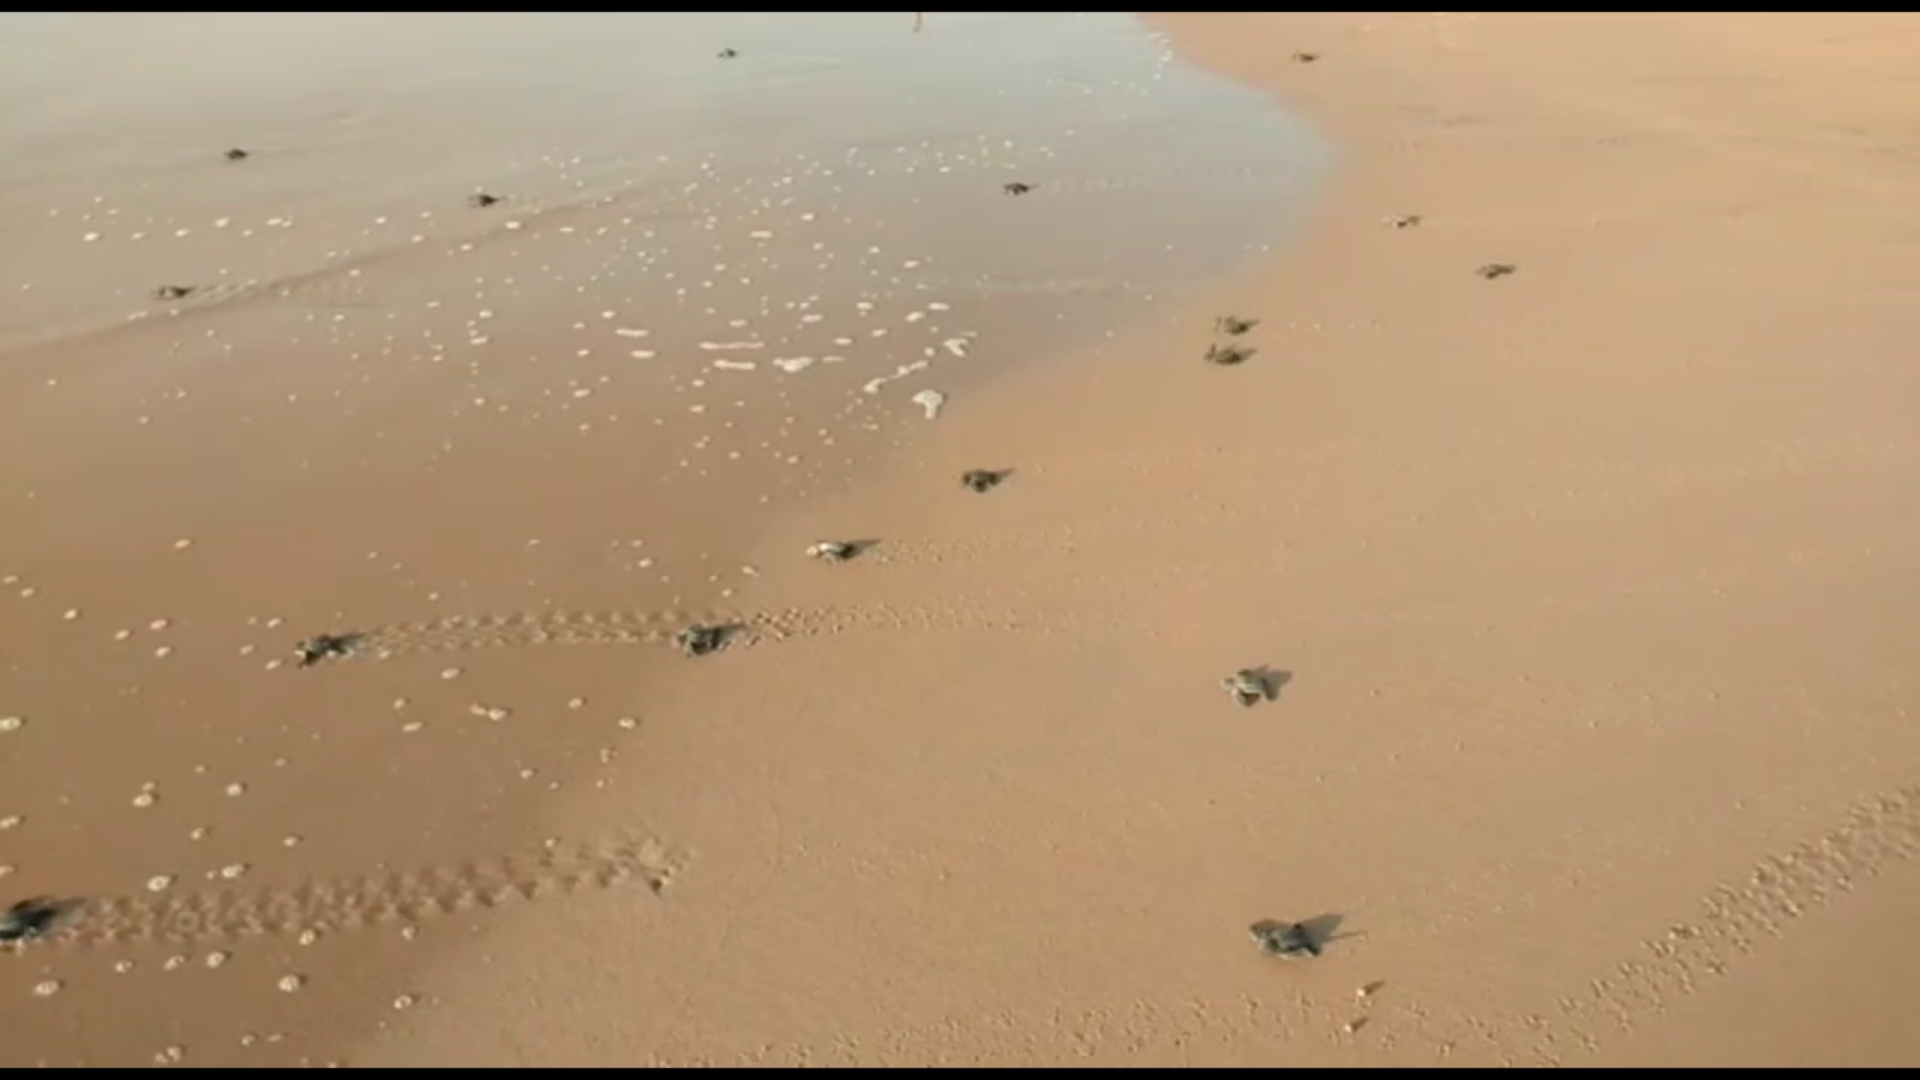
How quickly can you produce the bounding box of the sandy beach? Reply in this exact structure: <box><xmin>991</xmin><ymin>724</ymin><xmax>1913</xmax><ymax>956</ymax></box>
<box><xmin>4</xmin><ymin>11</ymin><xmax>1920</xmax><ymax>1067</ymax></box>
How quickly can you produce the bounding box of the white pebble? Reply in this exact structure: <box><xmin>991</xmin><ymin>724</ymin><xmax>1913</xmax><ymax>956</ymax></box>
<box><xmin>440</xmin><ymin>667</ymin><xmax>462</xmax><ymax>681</ymax></box>
<box><xmin>277</xmin><ymin>974</ymin><xmax>305</xmax><ymax>993</ymax></box>
<box><xmin>147</xmin><ymin>874</ymin><xmax>175</xmax><ymax>892</ymax></box>
<box><xmin>220</xmin><ymin>863</ymin><xmax>249</xmax><ymax>880</ymax></box>
<box><xmin>0</xmin><ymin>716</ymin><xmax>22</xmax><ymax>733</ymax></box>
<box><xmin>910</xmin><ymin>388</ymin><xmax>948</xmax><ymax>420</ymax></box>
<box><xmin>225</xmin><ymin>782</ymin><xmax>247</xmax><ymax>797</ymax></box>
<box><xmin>33</xmin><ymin>980</ymin><xmax>62</xmax><ymax>998</ymax></box>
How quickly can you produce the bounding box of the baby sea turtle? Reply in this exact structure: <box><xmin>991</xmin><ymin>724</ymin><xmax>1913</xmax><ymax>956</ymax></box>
<box><xmin>1386</xmin><ymin>214</ymin><xmax>1422</xmax><ymax>229</ymax></box>
<box><xmin>1476</xmin><ymin>263</ymin><xmax>1517</xmax><ymax>280</ymax></box>
<box><xmin>806</xmin><ymin>540</ymin><xmax>858</xmax><ymax>563</ymax></box>
<box><xmin>1291</xmin><ymin>51</ymin><xmax>1320</xmax><ymax>64</ymax></box>
<box><xmin>151</xmin><ymin>284</ymin><xmax>195</xmax><ymax>302</ymax></box>
<box><xmin>1204</xmin><ymin>343</ymin><xmax>1253</xmax><ymax>366</ymax></box>
<box><xmin>676</xmin><ymin>624</ymin><xmax>727</xmax><ymax>658</ymax></box>
<box><xmin>468</xmin><ymin>192</ymin><xmax>502</xmax><ymax>209</ymax></box>
<box><xmin>1214</xmin><ymin>315</ymin><xmax>1257</xmax><ymax>336</ymax></box>
<box><xmin>223</xmin><ymin>148</ymin><xmax>250</xmax><ymax>162</ymax></box>
<box><xmin>717</xmin><ymin>48</ymin><xmax>739</xmax><ymax>59</ymax></box>
<box><xmin>960</xmin><ymin>468</ymin><xmax>1009</xmax><ymax>493</ymax></box>
<box><xmin>294</xmin><ymin>632</ymin><xmax>362</xmax><ymax>668</ymax></box>
<box><xmin>1249</xmin><ymin>919</ymin><xmax>1322</xmax><ymax>958</ymax></box>
<box><xmin>0</xmin><ymin>897</ymin><xmax>69</xmax><ymax>944</ymax></box>
<box><xmin>1003</xmin><ymin>182</ymin><xmax>1034</xmax><ymax>196</ymax></box>
<box><xmin>1220</xmin><ymin>668</ymin><xmax>1270</xmax><ymax>708</ymax></box>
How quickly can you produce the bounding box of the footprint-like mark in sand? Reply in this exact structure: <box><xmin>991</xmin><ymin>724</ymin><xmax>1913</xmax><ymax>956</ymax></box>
<box><xmin>329</xmin><ymin>525</ymin><xmax>1881</xmax><ymax>670</ymax></box>
<box><xmin>33</xmin><ymin>836</ymin><xmax>681</xmax><ymax>952</ymax></box>
<box><xmin>343</xmin><ymin>602</ymin><xmax>1034</xmax><ymax>661</ymax></box>
<box><xmin>1513</xmin><ymin>783</ymin><xmax>1920</xmax><ymax>1064</ymax></box>
<box><xmin>156</xmin><ymin>270</ymin><xmax>375</xmax><ymax>314</ymax></box>
<box><xmin>714</xmin><ymin>782</ymin><xmax>1920</xmax><ymax>1066</ymax></box>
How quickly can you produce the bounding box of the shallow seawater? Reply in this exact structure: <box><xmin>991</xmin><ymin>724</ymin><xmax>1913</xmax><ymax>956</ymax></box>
<box><xmin>0</xmin><ymin>16</ymin><xmax>1327</xmax><ymax>1069</ymax></box>
<box><xmin>0</xmin><ymin>13</ymin><xmax>1325</xmax><ymax>396</ymax></box>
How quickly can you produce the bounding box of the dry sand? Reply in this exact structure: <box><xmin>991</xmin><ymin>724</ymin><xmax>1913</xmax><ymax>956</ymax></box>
<box><xmin>5</xmin><ymin>11</ymin><xmax>1920</xmax><ymax>1067</ymax></box>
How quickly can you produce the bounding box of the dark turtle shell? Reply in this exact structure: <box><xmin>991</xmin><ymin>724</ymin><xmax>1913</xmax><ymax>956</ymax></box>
<box><xmin>960</xmin><ymin>468</ymin><xmax>1009</xmax><ymax>493</ymax></box>
<box><xmin>1222</xmin><ymin>669</ymin><xmax>1269</xmax><ymax>707</ymax></box>
<box><xmin>808</xmin><ymin>541</ymin><xmax>857</xmax><ymax>562</ymax></box>
<box><xmin>0</xmin><ymin>897</ymin><xmax>71</xmax><ymax>944</ymax></box>
<box><xmin>1249</xmin><ymin>919</ymin><xmax>1321</xmax><ymax>958</ymax></box>
<box><xmin>1204</xmin><ymin>343</ymin><xmax>1253</xmax><ymax>366</ymax></box>
<box><xmin>294</xmin><ymin>632</ymin><xmax>362</xmax><ymax>668</ymax></box>
<box><xmin>676</xmin><ymin>624</ymin><xmax>727</xmax><ymax>658</ymax></box>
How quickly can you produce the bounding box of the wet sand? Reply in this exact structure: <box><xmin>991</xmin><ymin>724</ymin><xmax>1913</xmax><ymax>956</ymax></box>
<box><xmin>6</xmin><ymin>11</ymin><xmax>1920</xmax><ymax>1068</ymax></box>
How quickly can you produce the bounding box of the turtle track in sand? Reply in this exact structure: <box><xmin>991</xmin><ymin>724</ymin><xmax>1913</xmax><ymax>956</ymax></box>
<box><xmin>700</xmin><ymin>781</ymin><xmax>1920</xmax><ymax>1066</ymax></box>
<box><xmin>25</xmin><ymin>836</ymin><xmax>681</xmax><ymax>953</ymax></box>
<box><xmin>1505</xmin><ymin>782</ymin><xmax>1920</xmax><ymax>1065</ymax></box>
<box><xmin>337</xmin><ymin>601</ymin><xmax>1037</xmax><ymax>662</ymax></box>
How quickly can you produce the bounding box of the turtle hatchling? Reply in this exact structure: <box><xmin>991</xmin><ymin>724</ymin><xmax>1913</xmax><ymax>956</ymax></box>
<box><xmin>960</xmin><ymin>468</ymin><xmax>1008</xmax><ymax>493</ymax></box>
<box><xmin>468</xmin><ymin>192</ymin><xmax>502</xmax><ymax>209</ymax></box>
<box><xmin>806</xmin><ymin>540</ymin><xmax>857</xmax><ymax>563</ymax></box>
<box><xmin>717</xmin><ymin>47</ymin><xmax>739</xmax><ymax>59</ymax></box>
<box><xmin>1003</xmin><ymin>182</ymin><xmax>1034</xmax><ymax>196</ymax></box>
<box><xmin>1291</xmin><ymin>51</ymin><xmax>1321</xmax><ymax>64</ymax></box>
<box><xmin>1204</xmin><ymin>343</ymin><xmax>1253</xmax><ymax>366</ymax></box>
<box><xmin>1249</xmin><ymin>919</ymin><xmax>1322</xmax><ymax>958</ymax></box>
<box><xmin>0</xmin><ymin>897</ymin><xmax>67</xmax><ymax>944</ymax></box>
<box><xmin>1387</xmin><ymin>213</ymin><xmax>1422</xmax><ymax>229</ymax></box>
<box><xmin>676</xmin><ymin>624</ymin><xmax>727</xmax><ymax>658</ymax></box>
<box><xmin>1476</xmin><ymin>262</ymin><xmax>1517</xmax><ymax>280</ymax></box>
<box><xmin>1214</xmin><ymin>315</ymin><xmax>1257</xmax><ymax>336</ymax></box>
<box><xmin>1221</xmin><ymin>668</ymin><xmax>1269</xmax><ymax>708</ymax></box>
<box><xmin>223</xmin><ymin>147</ymin><xmax>250</xmax><ymax>162</ymax></box>
<box><xmin>151</xmin><ymin>284</ymin><xmax>195</xmax><ymax>302</ymax></box>
<box><xmin>294</xmin><ymin>632</ymin><xmax>361</xmax><ymax>668</ymax></box>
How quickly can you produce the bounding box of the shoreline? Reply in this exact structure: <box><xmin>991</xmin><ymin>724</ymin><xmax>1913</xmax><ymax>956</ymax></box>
<box><xmin>0</xmin><ymin>15</ymin><xmax>1316</xmax><ymax>1067</ymax></box>
<box><xmin>7</xmin><ymin>12</ymin><xmax>1920</xmax><ymax>1067</ymax></box>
